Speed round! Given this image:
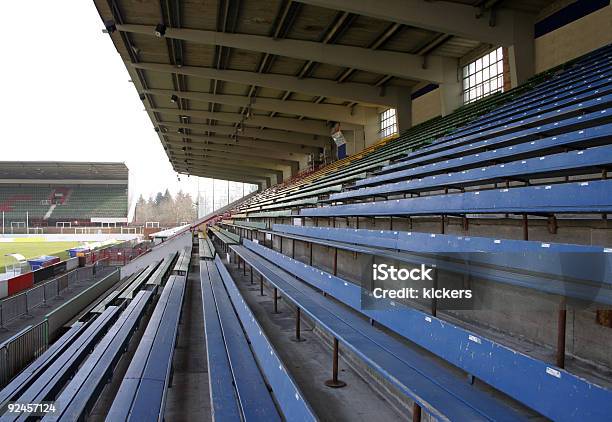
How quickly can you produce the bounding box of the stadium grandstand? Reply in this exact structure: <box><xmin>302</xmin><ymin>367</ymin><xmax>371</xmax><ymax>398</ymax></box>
<box><xmin>0</xmin><ymin>162</ymin><xmax>128</xmax><ymax>229</ymax></box>
<box><xmin>0</xmin><ymin>1</ymin><xmax>610</xmax><ymax>422</ymax></box>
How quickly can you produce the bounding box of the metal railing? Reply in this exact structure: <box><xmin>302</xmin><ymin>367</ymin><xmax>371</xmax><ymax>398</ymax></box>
<box><xmin>0</xmin><ymin>321</ymin><xmax>48</xmax><ymax>387</ymax></box>
<box><xmin>0</xmin><ymin>266</ymin><xmax>98</xmax><ymax>329</ymax></box>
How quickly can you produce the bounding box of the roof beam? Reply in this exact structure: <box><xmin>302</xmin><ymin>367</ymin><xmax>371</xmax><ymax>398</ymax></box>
<box><xmin>176</xmin><ymin>168</ymin><xmax>268</xmax><ymax>187</ymax></box>
<box><xmin>158</xmin><ymin>124</ymin><xmax>321</xmax><ymax>152</ymax></box>
<box><xmin>174</xmin><ymin>160</ymin><xmax>283</xmax><ymax>183</ymax></box>
<box><xmin>172</xmin><ymin>158</ymin><xmax>282</xmax><ymax>179</ymax></box>
<box><xmin>150</xmin><ymin>107</ymin><xmax>331</xmax><ymax>136</ymax></box>
<box><xmin>163</xmin><ymin>135</ymin><xmax>309</xmax><ymax>158</ymax></box>
<box><xmin>131</xmin><ymin>62</ymin><xmax>398</xmax><ymax>107</ymax></box>
<box><xmin>156</xmin><ymin>121</ymin><xmax>325</xmax><ymax>148</ymax></box>
<box><xmin>143</xmin><ymin>89</ymin><xmax>367</xmax><ymax>125</ymax></box>
<box><xmin>165</xmin><ymin>143</ymin><xmax>300</xmax><ymax>166</ymax></box>
<box><xmin>169</xmin><ymin>150</ymin><xmax>295</xmax><ymax>171</ymax></box>
<box><xmin>118</xmin><ymin>24</ymin><xmax>445</xmax><ymax>83</ymax></box>
<box><xmin>291</xmin><ymin>0</ymin><xmax>521</xmax><ymax>46</ymax></box>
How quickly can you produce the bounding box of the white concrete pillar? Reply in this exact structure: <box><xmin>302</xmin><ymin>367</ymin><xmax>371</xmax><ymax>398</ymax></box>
<box><xmin>394</xmin><ymin>88</ymin><xmax>413</xmax><ymax>133</ymax></box>
<box><xmin>507</xmin><ymin>11</ymin><xmax>535</xmax><ymax>88</ymax></box>
<box><xmin>440</xmin><ymin>57</ymin><xmax>461</xmax><ymax>116</ymax></box>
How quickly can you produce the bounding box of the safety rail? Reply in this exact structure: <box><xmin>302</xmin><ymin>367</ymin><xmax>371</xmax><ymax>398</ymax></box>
<box><xmin>0</xmin><ymin>264</ymin><xmax>110</xmax><ymax>329</ymax></box>
<box><xmin>0</xmin><ymin>321</ymin><xmax>48</xmax><ymax>388</ymax></box>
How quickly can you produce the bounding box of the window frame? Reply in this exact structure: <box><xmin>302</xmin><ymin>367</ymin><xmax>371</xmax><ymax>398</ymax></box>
<box><xmin>462</xmin><ymin>47</ymin><xmax>504</xmax><ymax>104</ymax></box>
<box><xmin>379</xmin><ymin>108</ymin><xmax>398</xmax><ymax>138</ymax></box>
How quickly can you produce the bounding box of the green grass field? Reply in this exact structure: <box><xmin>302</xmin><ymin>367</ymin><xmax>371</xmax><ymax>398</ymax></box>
<box><xmin>0</xmin><ymin>241</ymin><xmax>84</xmax><ymax>268</ymax></box>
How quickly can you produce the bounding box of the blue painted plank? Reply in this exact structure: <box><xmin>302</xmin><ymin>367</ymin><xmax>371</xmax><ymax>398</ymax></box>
<box><xmin>269</xmin><ymin>225</ymin><xmax>612</xmax><ymax>304</ymax></box>
<box><xmin>207</xmin><ymin>260</ymin><xmax>281</xmax><ymax>421</ymax></box>
<box><xmin>431</xmin><ymin>73</ymin><xmax>612</xmax><ymax>150</ymax></box>
<box><xmin>273</xmin><ymin>224</ymin><xmax>611</xmax><ymax>284</ymax></box>
<box><xmin>232</xmin><ymin>245</ymin><xmax>525</xmax><ymax>422</ymax></box>
<box><xmin>8</xmin><ymin>307</ymin><xmax>121</xmax><ymax>422</ymax></box>
<box><xmin>215</xmin><ymin>255</ymin><xmax>317</xmax><ymax>422</ymax></box>
<box><xmin>130</xmin><ymin>276</ymin><xmax>185</xmax><ymax>419</ymax></box>
<box><xmin>381</xmin><ymin>107</ymin><xmax>610</xmax><ymax>174</ymax></box>
<box><xmin>244</xmin><ymin>240</ymin><xmax>612</xmax><ymax>422</ymax></box>
<box><xmin>0</xmin><ymin>322</ymin><xmax>85</xmax><ymax>409</ymax></box>
<box><xmin>199</xmin><ymin>261</ymin><xmax>242</xmax><ymax>421</ymax></box>
<box><xmin>47</xmin><ymin>290</ymin><xmax>154</xmax><ymax>421</ymax></box>
<box><xmin>302</xmin><ymin>179</ymin><xmax>612</xmax><ymax>217</ymax></box>
<box><xmin>330</xmin><ymin>144</ymin><xmax>612</xmax><ymax>201</ymax></box>
<box><xmin>361</xmin><ymin>124</ymin><xmax>612</xmax><ymax>186</ymax></box>
<box><xmin>106</xmin><ymin>275</ymin><xmax>180</xmax><ymax>421</ymax></box>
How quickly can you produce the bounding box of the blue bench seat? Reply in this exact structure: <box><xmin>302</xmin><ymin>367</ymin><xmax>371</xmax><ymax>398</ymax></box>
<box><xmin>105</xmin><ymin>274</ymin><xmax>187</xmax><ymax>421</ymax></box>
<box><xmin>379</xmin><ymin>108</ymin><xmax>610</xmax><ymax>175</ymax></box>
<box><xmin>242</xmin><ymin>239</ymin><xmax>612</xmax><ymax>421</ymax></box>
<box><xmin>200</xmin><ymin>259</ymin><xmax>281</xmax><ymax>421</ymax></box>
<box><xmin>302</xmin><ymin>179</ymin><xmax>612</xmax><ymax>217</ymax></box>
<box><xmin>230</xmin><ymin>243</ymin><xmax>530</xmax><ymax>421</ymax></box>
<box><xmin>327</xmin><ymin>144</ymin><xmax>612</xmax><ymax>202</ymax></box>
<box><xmin>45</xmin><ymin>290</ymin><xmax>154</xmax><ymax>421</ymax></box>
<box><xmin>4</xmin><ymin>307</ymin><xmax>121</xmax><ymax>421</ymax></box>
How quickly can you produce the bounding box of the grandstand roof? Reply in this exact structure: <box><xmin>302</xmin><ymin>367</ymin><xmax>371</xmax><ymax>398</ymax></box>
<box><xmin>0</xmin><ymin>161</ymin><xmax>128</xmax><ymax>181</ymax></box>
<box><xmin>94</xmin><ymin>0</ymin><xmax>556</xmax><ymax>184</ymax></box>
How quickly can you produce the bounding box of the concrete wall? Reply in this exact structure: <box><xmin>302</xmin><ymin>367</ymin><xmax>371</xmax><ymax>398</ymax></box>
<box><xmin>412</xmin><ymin>89</ymin><xmax>442</xmax><ymax>126</ymax></box>
<box><xmin>535</xmin><ymin>4</ymin><xmax>612</xmax><ymax>73</ymax></box>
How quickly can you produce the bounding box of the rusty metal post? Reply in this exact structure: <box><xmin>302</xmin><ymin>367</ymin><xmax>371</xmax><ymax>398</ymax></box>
<box><xmin>333</xmin><ymin>247</ymin><xmax>338</xmax><ymax>276</ymax></box>
<box><xmin>292</xmin><ymin>307</ymin><xmax>305</xmax><ymax>342</ymax></box>
<box><xmin>325</xmin><ymin>338</ymin><xmax>347</xmax><ymax>388</ymax></box>
<box><xmin>556</xmin><ymin>297</ymin><xmax>567</xmax><ymax>368</ymax></box>
<box><xmin>309</xmin><ymin>242</ymin><xmax>313</xmax><ymax>266</ymax></box>
<box><xmin>274</xmin><ymin>288</ymin><xmax>279</xmax><ymax>313</ymax></box>
<box><xmin>260</xmin><ymin>275</ymin><xmax>264</xmax><ymax>296</ymax></box>
<box><xmin>412</xmin><ymin>403</ymin><xmax>422</xmax><ymax>422</ymax></box>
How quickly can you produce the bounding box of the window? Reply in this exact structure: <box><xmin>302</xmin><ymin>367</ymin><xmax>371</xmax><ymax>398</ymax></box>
<box><xmin>379</xmin><ymin>108</ymin><xmax>397</xmax><ymax>138</ymax></box>
<box><xmin>462</xmin><ymin>47</ymin><xmax>504</xmax><ymax>104</ymax></box>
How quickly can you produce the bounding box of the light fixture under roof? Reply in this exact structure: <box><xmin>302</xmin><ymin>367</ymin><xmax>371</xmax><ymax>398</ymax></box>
<box><xmin>103</xmin><ymin>20</ymin><xmax>116</xmax><ymax>34</ymax></box>
<box><xmin>170</xmin><ymin>94</ymin><xmax>179</xmax><ymax>103</ymax></box>
<box><xmin>154</xmin><ymin>23</ymin><xmax>167</xmax><ymax>37</ymax></box>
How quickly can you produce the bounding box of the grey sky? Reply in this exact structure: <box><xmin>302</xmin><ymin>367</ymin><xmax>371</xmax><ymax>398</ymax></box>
<box><xmin>0</xmin><ymin>1</ymin><xmax>250</xmax><ymax>210</ymax></box>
